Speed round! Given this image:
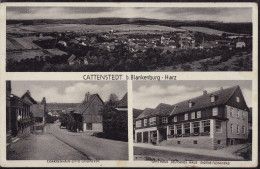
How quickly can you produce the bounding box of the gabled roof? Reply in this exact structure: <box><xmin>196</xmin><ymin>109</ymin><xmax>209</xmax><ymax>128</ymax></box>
<box><xmin>136</xmin><ymin>103</ymin><xmax>175</xmax><ymax>119</ymax></box>
<box><xmin>136</xmin><ymin>85</ymin><xmax>243</xmax><ymax>119</ymax></box>
<box><xmin>133</xmin><ymin>109</ymin><xmax>143</xmax><ymax>119</ymax></box>
<box><xmin>74</xmin><ymin>94</ymin><xmax>104</xmax><ymax>114</ymax></box>
<box><xmin>151</xmin><ymin>103</ymin><xmax>175</xmax><ymax>117</ymax></box>
<box><xmin>21</xmin><ymin>91</ymin><xmax>37</xmax><ymax>104</ymax></box>
<box><xmin>136</xmin><ymin>108</ymin><xmax>154</xmax><ymax>119</ymax></box>
<box><xmin>118</xmin><ymin>93</ymin><xmax>128</xmax><ymax>108</ymax></box>
<box><xmin>170</xmin><ymin>85</ymin><xmax>239</xmax><ymax>115</ymax></box>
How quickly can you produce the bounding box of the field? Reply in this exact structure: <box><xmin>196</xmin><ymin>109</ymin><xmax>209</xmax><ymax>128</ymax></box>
<box><xmin>180</xmin><ymin>26</ymin><xmax>234</xmax><ymax>35</ymax></box>
<box><xmin>7</xmin><ymin>36</ymin><xmax>66</xmax><ymax>62</ymax></box>
<box><xmin>7</xmin><ymin>24</ymin><xmax>185</xmax><ymax>34</ymax></box>
<box><xmin>7</xmin><ymin>36</ymin><xmax>54</xmax><ymax>51</ymax></box>
<box><xmin>7</xmin><ymin>50</ymin><xmax>46</xmax><ymax>61</ymax></box>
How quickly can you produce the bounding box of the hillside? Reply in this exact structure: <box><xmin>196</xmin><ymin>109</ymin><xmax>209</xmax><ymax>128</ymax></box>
<box><xmin>7</xmin><ymin>18</ymin><xmax>252</xmax><ymax>35</ymax></box>
<box><xmin>46</xmin><ymin>103</ymin><xmax>80</xmax><ymax>110</ymax></box>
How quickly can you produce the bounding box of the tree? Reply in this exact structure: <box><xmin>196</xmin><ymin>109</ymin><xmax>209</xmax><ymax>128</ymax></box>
<box><xmin>107</xmin><ymin>93</ymin><xmax>119</xmax><ymax>107</ymax></box>
<box><xmin>101</xmin><ymin>103</ymin><xmax>128</xmax><ymax>142</ymax></box>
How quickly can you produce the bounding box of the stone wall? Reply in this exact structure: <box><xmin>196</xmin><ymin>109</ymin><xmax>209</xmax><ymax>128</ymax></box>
<box><xmin>161</xmin><ymin>136</ymin><xmax>214</xmax><ymax>149</ymax></box>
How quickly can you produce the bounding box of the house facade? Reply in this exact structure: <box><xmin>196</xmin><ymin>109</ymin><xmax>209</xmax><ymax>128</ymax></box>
<box><xmin>72</xmin><ymin>92</ymin><xmax>104</xmax><ymax>132</ymax></box>
<box><xmin>134</xmin><ymin>85</ymin><xmax>249</xmax><ymax>150</ymax></box>
<box><xmin>10</xmin><ymin>94</ymin><xmax>32</xmax><ymax>137</ymax></box>
<box><xmin>21</xmin><ymin>90</ymin><xmax>46</xmax><ymax>125</ymax></box>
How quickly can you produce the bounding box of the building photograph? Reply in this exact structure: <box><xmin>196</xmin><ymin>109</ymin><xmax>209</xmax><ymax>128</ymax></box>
<box><xmin>133</xmin><ymin>80</ymin><xmax>252</xmax><ymax>161</ymax></box>
<box><xmin>6</xmin><ymin>81</ymin><xmax>128</xmax><ymax>160</ymax></box>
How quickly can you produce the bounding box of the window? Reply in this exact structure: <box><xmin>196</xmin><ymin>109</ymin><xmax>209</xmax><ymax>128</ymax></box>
<box><xmin>189</xmin><ymin>101</ymin><xmax>192</xmax><ymax>108</ymax></box>
<box><xmin>243</xmin><ymin>126</ymin><xmax>246</xmax><ymax>134</ymax></box>
<box><xmin>136</xmin><ymin>120</ymin><xmax>141</xmax><ymax>128</ymax></box>
<box><xmin>217</xmin><ymin>140</ymin><xmax>221</xmax><ymax>144</ymax></box>
<box><xmin>185</xmin><ymin>113</ymin><xmax>188</xmax><ymax>120</ymax></box>
<box><xmin>162</xmin><ymin>117</ymin><xmax>168</xmax><ymax>124</ymax></box>
<box><xmin>216</xmin><ymin>120</ymin><xmax>222</xmax><ymax>133</ymax></box>
<box><xmin>191</xmin><ymin>112</ymin><xmax>195</xmax><ymax>119</ymax></box>
<box><xmin>96</xmin><ymin>115</ymin><xmax>102</xmax><ymax>122</ymax></box>
<box><xmin>237</xmin><ymin>109</ymin><xmax>240</xmax><ymax>118</ymax></box>
<box><xmin>184</xmin><ymin>123</ymin><xmax>190</xmax><ymax>134</ymax></box>
<box><xmin>177</xmin><ymin>141</ymin><xmax>181</xmax><ymax>144</ymax></box>
<box><xmin>231</xmin><ymin>124</ymin><xmax>233</xmax><ymax>133</ymax></box>
<box><xmin>150</xmin><ymin>117</ymin><xmax>156</xmax><ymax>125</ymax></box>
<box><xmin>236</xmin><ymin>96</ymin><xmax>240</xmax><ymax>102</ymax></box>
<box><xmin>197</xmin><ymin>111</ymin><xmax>201</xmax><ymax>118</ymax></box>
<box><xmin>242</xmin><ymin>111</ymin><xmax>245</xmax><ymax>120</ymax></box>
<box><xmin>230</xmin><ymin>108</ymin><xmax>233</xmax><ymax>117</ymax></box>
<box><xmin>194</xmin><ymin>140</ymin><xmax>197</xmax><ymax>144</ymax></box>
<box><xmin>237</xmin><ymin>125</ymin><xmax>240</xmax><ymax>134</ymax></box>
<box><xmin>211</xmin><ymin>95</ymin><xmax>215</xmax><ymax>102</ymax></box>
<box><xmin>176</xmin><ymin>124</ymin><xmax>182</xmax><ymax>134</ymax></box>
<box><xmin>169</xmin><ymin>125</ymin><xmax>175</xmax><ymax>135</ymax></box>
<box><xmin>192</xmin><ymin>122</ymin><xmax>200</xmax><ymax>133</ymax></box>
<box><xmin>144</xmin><ymin>119</ymin><xmax>147</xmax><ymax>126</ymax></box>
<box><xmin>212</xmin><ymin>107</ymin><xmax>218</xmax><ymax>116</ymax></box>
<box><xmin>174</xmin><ymin>116</ymin><xmax>177</xmax><ymax>122</ymax></box>
<box><xmin>202</xmin><ymin>120</ymin><xmax>210</xmax><ymax>132</ymax></box>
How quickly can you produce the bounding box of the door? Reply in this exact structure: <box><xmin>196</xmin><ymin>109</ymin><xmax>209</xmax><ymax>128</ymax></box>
<box><xmin>143</xmin><ymin>132</ymin><xmax>148</xmax><ymax>143</ymax></box>
<box><xmin>137</xmin><ymin>132</ymin><xmax>142</xmax><ymax>143</ymax></box>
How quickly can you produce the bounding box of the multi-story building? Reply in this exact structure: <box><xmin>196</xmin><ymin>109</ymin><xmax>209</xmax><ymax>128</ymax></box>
<box><xmin>10</xmin><ymin>94</ymin><xmax>32</xmax><ymax>137</ymax></box>
<box><xmin>72</xmin><ymin>92</ymin><xmax>104</xmax><ymax>132</ymax></box>
<box><xmin>21</xmin><ymin>90</ymin><xmax>46</xmax><ymax>125</ymax></box>
<box><xmin>134</xmin><ymin>85</ymin><xmax>249</xmax><ymax>150</ymax></box>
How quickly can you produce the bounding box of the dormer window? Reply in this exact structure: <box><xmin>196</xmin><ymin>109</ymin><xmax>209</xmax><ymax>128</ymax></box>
<box><xmin>210</xmin><ymin>95</ymin><xmax>215</xmax><ymax>102</ymax></box>
<box><xmin>162</xmin><ymin>117</ymin><xmax>168</xmax><ymax>123</ymax></box>
<box><xmin>236</xmin><ymin>96</ymin><xmax>240</xmax><ymax>102</ymax></box>
<box><xmin>188</xmin><ymin>101</ymin><xmax>193</xmax><ymax>108</ymax></box>
<box><xmin>174</xmin><ymin>116</ymin><xmax>177</xmax><ymax>122</ymax></box>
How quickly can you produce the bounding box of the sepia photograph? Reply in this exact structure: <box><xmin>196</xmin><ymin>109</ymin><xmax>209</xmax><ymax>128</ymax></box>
<box><xmin>6</xmin><ymin>81</ymin><xmax>128</xmax><ymax>160</ymax></box>
<box><xmin>6</xmin><ymin>7</ymin><xmax>253</xmax><ymax>72</ymax></box>
<box><xmin>133</xmin><ymin>81</ymin><xmax>252</xmax><ymax>161</ymax></box>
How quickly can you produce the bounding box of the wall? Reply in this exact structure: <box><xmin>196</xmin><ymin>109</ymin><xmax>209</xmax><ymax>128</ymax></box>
<box><xmin>226</xmin><ymin>105</ymin><xmax>248</xmax><ymax>139</ymax></box>
<box><xmin>162</xmin><ymin>136</ymin><xmax>214</xmax><ymax>149</ymax></box>
<box><xmin>92</xmin><ymin>123</ymin><xmax>103</xmax><ymax>132</ymax></box>
<box><xmin>168</xmin><ymin>106</ymin><xmax>226</xmax><ymax>125</ymax></box>
<box><xmin>83</xmin><ymin>96</ymin><xmax>103</xmax><ymax>123</ymax></box>
<box><xmin>212</xmin><ymin>119</ymin><xmax>227</xmax><ymax>149</ymax></box>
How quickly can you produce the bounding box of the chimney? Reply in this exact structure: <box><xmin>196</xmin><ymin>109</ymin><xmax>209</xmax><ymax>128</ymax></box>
<box><xmin>203</xmin><ymin>90</ymin><xmax>207</xmax><ymax>95</ymax></box>
<box><xmin>27</xmin><ymin>90</ymin><xmax>31</xmax><ymax>96</ymax></box>
<box><xmin>41</xmin><ymin>97</ymin><xmax>46</xmax><ymax>105</ymax></box>
<box><xmin>220</xmin><ymin>87</ymin><xmax>223</xmax><ymax>90</ymax></box>
<box><xmin>85</xmin><ymin>92</ymin><xmax>90</xmax><ymax>102</ymax></box>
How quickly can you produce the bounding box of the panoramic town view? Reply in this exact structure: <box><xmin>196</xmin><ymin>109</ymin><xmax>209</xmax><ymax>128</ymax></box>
<box><xmin>6</xmin><ymin>81</ymin><xmax>128</xmax><ymax>160</ymax></box>
<box><xmin>6</xmin><ymin>7</ymin><xmax>252</xmax><ymax>72</ymax></box>
<box><xmin>133</xmin><ymin>81</ymin><xmax>252</xmax><ymax>161</ymax></box>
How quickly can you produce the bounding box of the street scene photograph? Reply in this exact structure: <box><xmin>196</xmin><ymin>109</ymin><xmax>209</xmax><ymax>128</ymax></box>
<box><xmin>6</xmin><ymin>7</ymin><xmax>252</xmax><ymax>72</ymax></box>
<box><xmin>133</xmin><ymin>80</ymin><xmax>252</xmax><ymax>161</ymax></box>
<box><xmin>6</xmin><ymin>80</ymin><xmax>128</xmax><ymax>160</ymax></box>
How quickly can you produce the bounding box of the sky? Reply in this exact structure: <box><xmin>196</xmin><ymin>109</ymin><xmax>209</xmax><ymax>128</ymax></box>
<box><xmin>10</xmin><ymin>81</ymin><xmax>127</xmax><ymax>103</ymax></box>
<box><xmin>7</xmin><ymin>7</ymin><xmax>252</xmax><ymax>23</ymax></box>
<box><xmin>133</xmin><ymin>80</ymin><xmax>252</xmax><ymax>110</ymax></box>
